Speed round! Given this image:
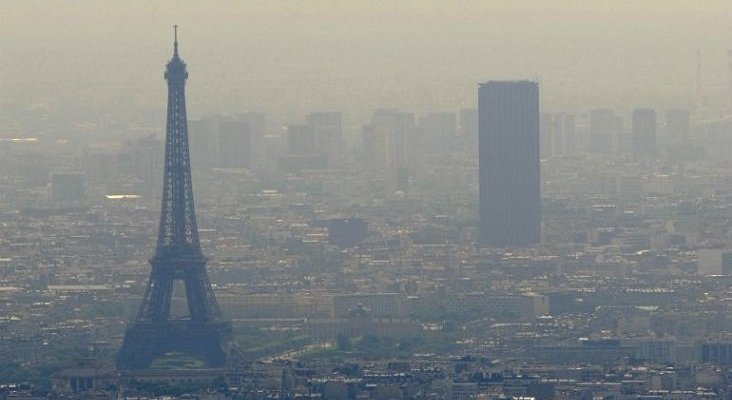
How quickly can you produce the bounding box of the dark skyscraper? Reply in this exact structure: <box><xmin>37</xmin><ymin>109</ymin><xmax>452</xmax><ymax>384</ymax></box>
<box><xmin>117</xmin><ymin>28</ymin><xmax>233</xmax><ymax>370</ymax></box>
<box><xmin>479</xmin><ymin>81</ymin><xmax>540</xmax><ymax>247</ymax></box>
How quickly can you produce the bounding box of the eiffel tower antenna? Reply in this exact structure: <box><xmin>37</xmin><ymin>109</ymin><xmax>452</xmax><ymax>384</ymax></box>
<box><xmin>173</xmin><ymin>25</ymin><xmax>178</xmax><ymax>56</ymax></box>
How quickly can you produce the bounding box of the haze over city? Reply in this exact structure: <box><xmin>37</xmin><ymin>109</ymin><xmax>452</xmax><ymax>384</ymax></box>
<box><xmin>3</xmin><ymin>1</ymin><xmax>732</xmax><ymax>120</ymax></box>
<box><xmin>6</xmin><ymin>2</ymin><xmax>732</xmax><ymax>399</ymax></box>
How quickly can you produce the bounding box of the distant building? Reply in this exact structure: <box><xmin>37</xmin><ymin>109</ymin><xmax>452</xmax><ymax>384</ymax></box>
<box><xmin>52</xmin><ymin>367</ymin><xmax>118</xmax><ymax>393</ymax></box>
<box><xmin>50</xmin><ymin>171</ymin><xmax>86</xmax><ymax>205</ymax></box>
<box><xmin>287</xmin><ymin>124</ymin><xmax>316</xmax><ymax>155</ymax></box>
<box><xmin>419</xmin><ymin>112</ymin><xmax>456</xmax><ymax>158</ymax></box>
<box><xmin>478</xmin><ymin>81</ymin><xmax>541</xmax><ymax>247</ymax></box>
<box><xmin>116</xmin><ymin>135</ymin><xmax>164</xmax><ymax>194</ymax></box>
<box><xmin>362</xmin><ymin>109</ymin><xmax>413</xmax><ymax>192</ymax></box>
<box><xmin>722</xmin><ymin>252</ymin><xmax>732</xmax><ymax>275</ymax></box>
<box><xmin>459</xmin><ymin>108</ymin><xmax>478</xmax><ymax>136</ymax></box>
<box><xmin>632</xmin><ymin>108</ymin><xmax>657</xmax><ymax>162</ymax></box>
<box><xmin>189</xmin><ymin>113</ymin><xmax>265</xmax><ymax>172</ymax></box>
<box><xmin>697</xmin><ymin>248</ymin><xmax>726</xmax><ymax>275</ymax></box>
<box><xmin>307</xmin><ymin>111</ymin><xmax>343</xmax><ymax>167</ymax></box>
<box><xmin>702</xmin><ymin>342</ymin><xmax>732</xmax><ymax>366</ymax></box>
<box><xmin>362</xmin><ymin>123</ymin><xmax>405</xmax><ymax>171</ymax></box>
<box><xmin>541</xmin><ymin>113</ymin><xmax>576</xmax><ymax>158</ymax></box>
<box><xmin>533</xmin><ymin>339</ymin><xmax>635</xmax><ymax>367</ymax></box>
<box><xmin>589</xmin><ymin>108</ymin><xmax>623</xmax><ymax>155</ymax></box>
<box><xmin>188</xmin><ymin>117</ymin><xmax>218</xmax><ymax>173</ymax></box>
<box><xmin>218</xmin><ymin>119</ymin><xmax>251</xmax><ymax>169</ymax></box>
<box><xmin>333</xmin><ymin>293</ymin><xmax>405</xmax><ymax>318</ymax></box>
<box><xmin>279</xmin><ymin>124</ymin><xmax>328</xmax><ymax>172</ymax></box>
<box><xmin>238</xmin><ymin>112</ymin><xmax>266</xmax><ymax>169</ymax></box>
<box><xmin>327</xmin><ymin>218</ymin><xmax>367</xmax><ymax>247</ymax></box>
<box><xmin>84</xmin><ymin>152</ymin><xmax>116</xmax><ymax>184</ymax></box>
<box><xmin>664</xmin><ymin>109</ymin><xmax>690</xmax><ymax>144</ymax></box>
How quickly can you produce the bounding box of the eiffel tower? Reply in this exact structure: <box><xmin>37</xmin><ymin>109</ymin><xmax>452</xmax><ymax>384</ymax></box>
<box><xmin>117</xmin><ymin>27</ymin><xmax>233</xmax><ymax>370</ymax></box>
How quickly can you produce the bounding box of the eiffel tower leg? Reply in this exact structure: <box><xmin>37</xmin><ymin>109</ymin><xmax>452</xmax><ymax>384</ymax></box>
<box><xmin>117</xmin><ymin>324</ymin><xmax>174</xmax><ymax>370</ymax></box>
<box><xmin>116</xmin><ymin>321</ymin><xmax>233</xmax><ymax>370</ymax></box>
<box><xmin>149</xmin><ymin>269</ymin><xmax>174</xmax><ymax>320</ymax></box>
<box><xmin>137</xmin><ymin>268</ymin><xmax>175</xmax><ymax>321</ymax></box>
<box><xmin>184</xmin><ymin>276</ymin><xmax>203</xmax><ymax>322</ymax></box>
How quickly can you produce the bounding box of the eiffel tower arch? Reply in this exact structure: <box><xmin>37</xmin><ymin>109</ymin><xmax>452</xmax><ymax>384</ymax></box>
<box><xmin>117</xmin><ymin>27</ymin><xmax>234</xmax><ymax>370</ymax></box>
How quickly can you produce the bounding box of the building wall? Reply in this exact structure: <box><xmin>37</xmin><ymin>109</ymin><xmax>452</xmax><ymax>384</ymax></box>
<box><xmin>478</xmin><ymin>81</ymin><xmax>540</xmax><ymax>247</ymax></box>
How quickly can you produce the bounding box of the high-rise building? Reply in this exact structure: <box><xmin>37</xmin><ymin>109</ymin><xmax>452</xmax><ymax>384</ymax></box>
<box><xmin>50</xmin><ymin>171</ymin><xmax>86</xmax><ymax>205</ymax></box>
<box><xmin>116</xmin><ymin>135</ymin><xmax>164</xmax><ymax>195</ymax></box>
<box><xmin>287</xmin><ymin>124</ymin><xmax>317</xmax><ymax>155</ymax></box>
<box><xmin>218</xmin><ymin>119</ymin><xmax>251</xmax><ymax>169</ymax></box>
<box><xmin>362</xmin><ymin>109</ymin><xmax>413</xmax><ymax>192</ymax></box>
<box><xmin>540</xmin><ymin>113</ymin><xmax>575</xmax><ymax>158</ymax></box>
<box><xmin>279</xmin><ymin>124</ymin><xmax>328</xmax><ymax>172</ymax></box>
<box><xmin>541</xmin><ymin>113</ymin><xmax>577</xmax><ymax>158</ymax></box>
<box><xmin>459</xmin><ymin>108</ymin><xmax>478</xmax><ymax>136</ymax></box>
<box><xmin>236</xmin><ymin>112</ymin><xmax>266</xmax><ymax>170</ymax></box>
<box><xmin>664</xmin><ymin>109</ymin><xmax>690</xmax><ymax>144</ymax></box>
<box><xmin>307</xmin><ymin>111</ymin><xmax>343</xmax><ymax>167</ymax></box>
<box><xmin>84</xmin><ymin>152</ymin><xmax>116</xmax><ymax>185</ymax></box>
<box><xmin>188</xmin><ymin>117</ymin><xmax>219</xmax><ymax>173</ymax></box>
<box><xmin>540</xmin><ymin>114</ymin><xmax>553</xmax><ymax>159</ymax></box>
<box><xmin>478</xmin><ymin>81</ymin><xmax>541</xmax><ymax>247</ymax></box>
<box><xmin>555</xmin><ymin>113</ymin><xmax>576</xmax><ymax>156</ymax></box>
<box><xmin>589</xmin><ymin>108</ymin><xmax>622</xmax><ymax>155</ymax></box>
<box><xmin>189</xmin><ymin>113</ymin><xmax>265</xmax><ymax>172</ymax></box>
<box><xmin>632</xmin><ymin>108</ymin><xmax>657</xmax><ymax>162</ymax></box>
<box><xmin>419</xmin><ymin>112</ymin><xmax>456</xmax><ymax>159</ymax></box>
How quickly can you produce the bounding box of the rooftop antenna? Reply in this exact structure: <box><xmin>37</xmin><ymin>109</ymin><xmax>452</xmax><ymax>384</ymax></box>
<box><xmin>173</xmin><ymin>25</ymin><xmax>179</xmax><ymax>56</ymax></box>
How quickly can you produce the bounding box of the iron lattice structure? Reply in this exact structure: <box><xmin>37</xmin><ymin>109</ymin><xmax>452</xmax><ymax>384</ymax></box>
<box><xmin>117</xmin><ymin>28</ymin><xmax>233</xmax><ymax>370</ymax></box>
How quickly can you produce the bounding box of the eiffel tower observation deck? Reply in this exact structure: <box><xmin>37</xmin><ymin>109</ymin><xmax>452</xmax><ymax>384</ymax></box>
<box><xmin>117</xmin><ymin>27</ymin><xmax>234</xmax><ymax>370</ymax></box>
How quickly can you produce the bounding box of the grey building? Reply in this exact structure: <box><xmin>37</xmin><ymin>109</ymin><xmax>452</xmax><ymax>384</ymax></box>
<box><xmin>307</xmin><ymin>111</ymin><xmax>343</xmax><ymax>167</ymax></box>
<box><xmin>459</xmin><ymin>108</ymin><xmax>478</xmax><ymax>136</ymax></box>
<box><xmin>664</xmin><ymin>109</ymin><xmax>690</xmax><ymax>144</ymax></box>
<box><xmin>540</xmin><ymin>112</ymin><xmax>576</xmax><ymax>158</ymax></box>
<box><xmin>218</xmin><ymin>119</ymin><xmax>252</xmax><ymax>169</ymax></box>
<box><xmin>50</xmin><ymin>171</ymin><xmax>86</xmax><ymax>205</ymax></box>
<box><xmin>589</xmin><ymin>108</ymin><xmax>623</xmax><ymax>155</ymax></box>
<box><xmin>632</xmin><ymin>108</ymin><xmax>657</xmax><ymax>161</ymax></box>
<box><xmin>478</xmin><ymin>81</ymin><xmax>541</xmax><ymax>247</ymax></box>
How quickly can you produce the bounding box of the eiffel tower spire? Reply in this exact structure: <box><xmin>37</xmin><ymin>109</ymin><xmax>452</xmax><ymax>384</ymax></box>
<box><xmin>156</xmin><ymin>24</ymin><xmax>200</xmax><ymax>258</ymax></box>
<box><xmin>117</xmin><ymin>27</ymin><xmax>234</xmax><ymax>370</ymax></box>
<box><xmin>173</xmin><ymin>24</ymin><xmax>179</xmax><ymax>57</ymax></box>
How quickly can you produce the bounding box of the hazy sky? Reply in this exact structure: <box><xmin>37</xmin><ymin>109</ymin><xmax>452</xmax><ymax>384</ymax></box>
<box><xmin>2</xmin><ymin>1</ymin><xmax>732</xmax><ymax>120</ymax></box>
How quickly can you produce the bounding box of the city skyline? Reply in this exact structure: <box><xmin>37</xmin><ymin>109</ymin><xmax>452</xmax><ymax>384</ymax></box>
<box><xmin>5</xmin><ymin>4</ymin><xmax>732</xmax><ymax>398</ymax></box>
